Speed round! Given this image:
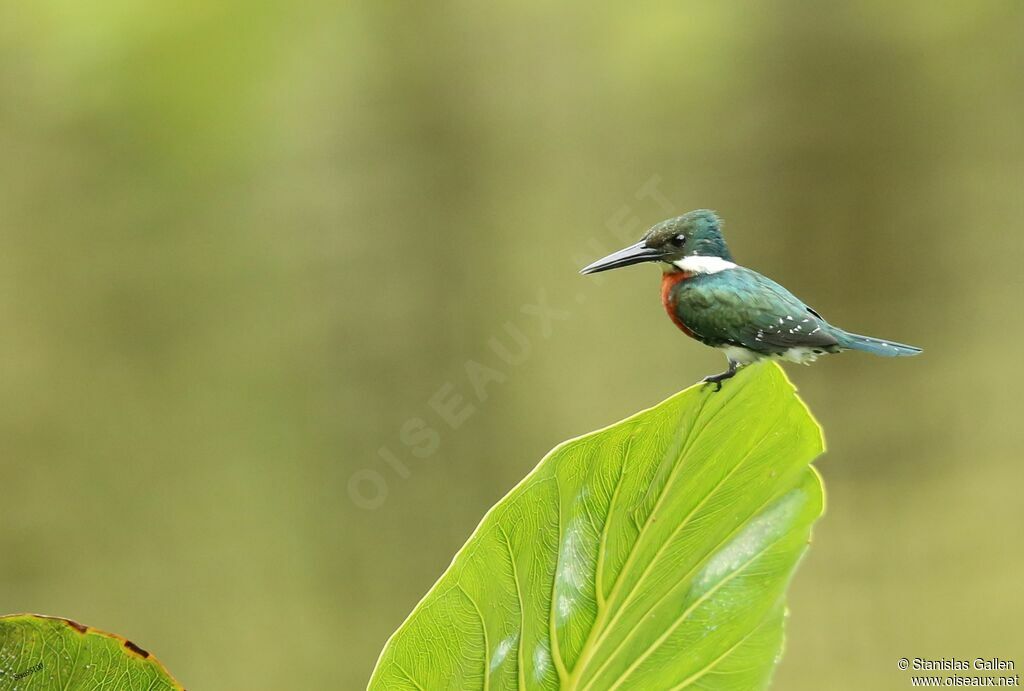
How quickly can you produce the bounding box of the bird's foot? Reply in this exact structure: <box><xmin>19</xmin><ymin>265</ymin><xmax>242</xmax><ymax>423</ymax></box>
<box><xmin>701</xmin><ymin>361</ymin><xmax>740</xmax><ymax>392</ymax></box>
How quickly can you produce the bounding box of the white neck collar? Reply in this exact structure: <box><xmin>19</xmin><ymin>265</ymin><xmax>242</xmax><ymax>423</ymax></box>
<box><xmin>672</xmin><ymin>255</ymin><xmax>737</xmax><ymax>274</ymax></box>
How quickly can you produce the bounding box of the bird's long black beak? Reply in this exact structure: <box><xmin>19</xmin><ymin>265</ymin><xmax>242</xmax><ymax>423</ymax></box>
<box><xmin>579</xmin><ymin>241</ymin><xmax>665</xmax><ymax>275</ymax></box>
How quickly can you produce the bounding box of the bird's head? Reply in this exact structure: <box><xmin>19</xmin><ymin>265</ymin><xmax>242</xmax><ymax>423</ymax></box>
<box><xmin>580</xmin><ymin>209</ymin><xmax>733</xmax><ymax>275</ymax></box>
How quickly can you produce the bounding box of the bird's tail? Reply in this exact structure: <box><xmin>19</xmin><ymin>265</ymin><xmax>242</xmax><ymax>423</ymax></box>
<box><xmin>833</xmin><ymin>330</ymin><xmax>922</xmax><ymax>357</ymax></box>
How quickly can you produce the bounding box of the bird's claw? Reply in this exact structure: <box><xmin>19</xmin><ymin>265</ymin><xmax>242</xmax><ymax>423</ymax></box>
<box><xmin>701</xmin><ymin>360</ymin><xmax>740</xmax><ymax>392</ymax></box>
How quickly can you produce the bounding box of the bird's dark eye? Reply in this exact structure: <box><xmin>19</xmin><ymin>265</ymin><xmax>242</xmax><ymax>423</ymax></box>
<box><xmin>669</xmin><ymin>234</ymin><xmax>686</xmax><ymax>247</ymax></box>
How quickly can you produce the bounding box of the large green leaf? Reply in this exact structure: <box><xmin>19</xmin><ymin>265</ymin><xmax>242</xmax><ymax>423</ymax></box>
<box><xmin>369</xmin><ymin>362</ymin><xmax>825</xmax><ymax>691</ymax></box>
<box><xmin>0</xmin><ymin>614</ymin><xmax>183</xmax><ymax>690</ymax></box>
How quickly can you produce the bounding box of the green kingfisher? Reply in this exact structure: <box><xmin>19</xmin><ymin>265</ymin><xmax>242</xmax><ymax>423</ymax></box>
<box><xmin>580</xmin><ymin>209</ymin><xmax>921</xmax><ymax>389</ymax></box>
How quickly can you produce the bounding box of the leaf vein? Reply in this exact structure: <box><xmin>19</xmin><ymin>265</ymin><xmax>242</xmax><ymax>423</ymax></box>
<box><xmin>606</xmin><ymin>530</ymin><xmax>790</xmax><ymax>690</ymax></box>
<box><xmin>579</xmin><ymin>416</ymin><xmax>787</xmax><ymax>685</ymax></box>
<box><xmin>547</xmin><ymin>473</ymin><xmax>570</xmax><ymax>684</ymax></box>
<box><xmin>457</xmin><ymin>584</ymin><xmax>490</xmax><ymax>691</ymax></box>
<box><xmin>499</xmin><ymin>526</ymin><xmax>528</xmax><ymax>691</ymax></box>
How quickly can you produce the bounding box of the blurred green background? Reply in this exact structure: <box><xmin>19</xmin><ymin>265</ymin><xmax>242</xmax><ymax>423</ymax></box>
<box><xmin>2</xmin><ymin>1</ymin><xmax>1022</xmax><ymax>689</ymax></box>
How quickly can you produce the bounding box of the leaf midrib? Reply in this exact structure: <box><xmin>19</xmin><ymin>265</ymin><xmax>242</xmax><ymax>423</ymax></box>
<box><xmin>577</xmin><ymin>414</ymin><xmax>788</xmax><ymax>688</ymax></box>
<box><xmin>562</xmin><ymin>391</ymin><xmax>716</xmax><ymax>688</ymax></box>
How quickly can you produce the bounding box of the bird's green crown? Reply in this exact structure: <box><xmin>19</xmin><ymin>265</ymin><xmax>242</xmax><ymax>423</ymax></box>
<box><xmin>642</xmin><ymin>209</ymin><xmax>733</xmax><ymax>262</ymax></box>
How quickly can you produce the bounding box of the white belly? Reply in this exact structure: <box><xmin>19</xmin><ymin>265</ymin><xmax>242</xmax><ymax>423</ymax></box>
<box><xmin>721</xmin><ymin>345</ymin><xmax>824</xmax><ymax>366</ymax></box>
<box><xmin>776</xmin><ymin>347</ymin><xmax>824</xmax><ymax>365</ymax></box>
<box><xmin>721</xmin><ymin>346</ymin><xmax>763</xmax><ymax>364</ymax></box>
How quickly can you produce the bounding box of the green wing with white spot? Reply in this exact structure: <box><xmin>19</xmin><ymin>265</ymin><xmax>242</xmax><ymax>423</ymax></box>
<box><xmin>674</xmin><ymin>268</ymin><xmax>839</xmax><ymax>355</ymax></box>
